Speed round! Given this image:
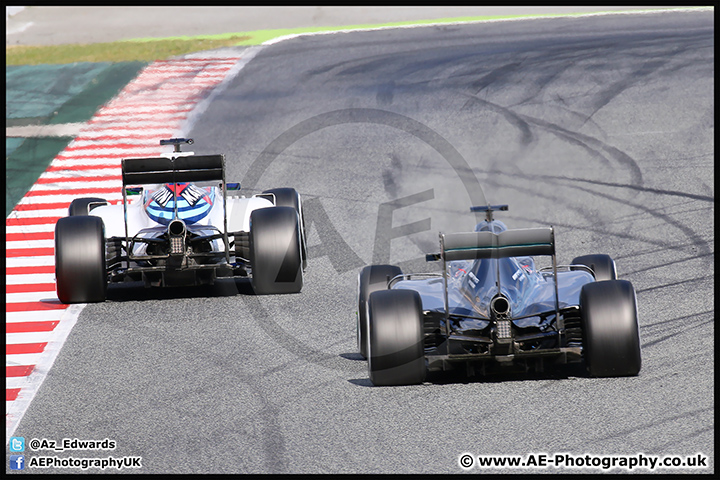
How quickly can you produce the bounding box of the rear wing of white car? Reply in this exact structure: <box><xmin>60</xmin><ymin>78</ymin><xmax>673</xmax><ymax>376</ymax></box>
<box><xmin>121</xmin><ymin>154</ymin><xmax>226</xmax><ymax>185</ymax></box>
<box><xmin>120</xmin><ymin>139</ymin><xmax>230</xmax><ymax>261</ymax></box>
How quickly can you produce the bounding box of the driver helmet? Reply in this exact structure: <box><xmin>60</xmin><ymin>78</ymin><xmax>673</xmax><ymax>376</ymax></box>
<box><xmin>474</xmin><ymin>219</ymin><xmax>507</xmax><ymax>233</ymax></box>
<box><xmin>144</xmin><ymin>182</ymin><xmax>213</xmax><ymax>225</ymax></box>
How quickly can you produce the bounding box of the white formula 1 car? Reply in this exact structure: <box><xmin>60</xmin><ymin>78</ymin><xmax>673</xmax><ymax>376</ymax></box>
<box><xmin>54</xmin><ymin>138</ymin><xmax>307</xmax><ymax>303</ymax></box>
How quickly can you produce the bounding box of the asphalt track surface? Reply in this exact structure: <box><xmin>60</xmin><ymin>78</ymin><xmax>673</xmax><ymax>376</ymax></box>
<box><xmin>8</xmin><ymin>8</ymin><xmax>714</xmax><ymax>474</ymax></box>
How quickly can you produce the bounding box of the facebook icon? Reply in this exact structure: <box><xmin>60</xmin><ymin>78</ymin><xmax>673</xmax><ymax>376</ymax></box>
<box><xmin>10</xmin><ymin>455</ymin><xmax>25</xmax><ymax>470</ymax></box>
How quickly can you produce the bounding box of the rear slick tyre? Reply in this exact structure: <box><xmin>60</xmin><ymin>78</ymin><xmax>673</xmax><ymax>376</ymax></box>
<box><xmin>367</xmin><ymin>289</ymin><xmax>425</xmax><ymax>386</ymax></box>
<box><xmin>580</xmin><ymin>280</ymin><xmax>641</xmax><ymax>377</ymax></box>
<box><xmin>250</xmin><ymin>206</ymin><xmax>303</xmax><ymax>295</ymax></box>
<box><xmin>571</xmin><ymin>254</ymin><xmax>617</xmax><ymax>281</ymax></box>
<box><xmin>55</xmin><ymin>215</ymin><xmax>107</xmax><ymax>303</ymax></box>
<box><xmin>357</xmin><ymin>264</ymin><xmax>402</xmax><ymax>359</ymax></box>
<box><xmin>262</xmin><ymin>188</ymin><xmax>307</xmax><ymax>270</ymax></box>
<box><xmin>68</xmin><ymin>197</ymin><xmax>107</xmax><ymax>216</ymax></box>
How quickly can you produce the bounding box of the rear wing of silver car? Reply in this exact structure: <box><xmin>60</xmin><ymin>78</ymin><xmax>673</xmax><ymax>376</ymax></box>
<box><xmin>427</xmin><ymin>221</ymin><xmax>561</xmax><ymax>330</ymax></box>
<box><xmin>425</xmin><ymin>227</ymin><xmax>555</xmax><ymax>261</ymax></box>
<box><xmin>441</xmin><ymin>228</ymin><xmax>555</xmax><ymax>261</ymax></box>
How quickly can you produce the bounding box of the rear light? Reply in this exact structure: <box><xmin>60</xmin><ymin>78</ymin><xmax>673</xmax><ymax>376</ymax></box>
<box><xmin>496</xmin><ymin>319</ymin><xmax>512</xmax><ymax>340</ymax></box>
<box><xmin>168</xmin><ymin>220</ymin><xmax>186</xmax><ymax>255</ymax></box>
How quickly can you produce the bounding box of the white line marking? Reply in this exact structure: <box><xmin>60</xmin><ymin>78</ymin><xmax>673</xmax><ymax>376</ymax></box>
<box><xmin>6</xmin><ymin>123</ymin><xmax>86</xmax><ymax>138</ymax></box>
<box><xmin>7</xmin><ymin>311</ymin><xmax>65</xmax><ymax>323</ymax></box>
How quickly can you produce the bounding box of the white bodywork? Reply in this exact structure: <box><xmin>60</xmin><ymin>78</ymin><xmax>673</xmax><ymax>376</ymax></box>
<box><xmin>90</xmin><ymin>187</ymin><xmax>275</xmax><ymax>238</ymax></box>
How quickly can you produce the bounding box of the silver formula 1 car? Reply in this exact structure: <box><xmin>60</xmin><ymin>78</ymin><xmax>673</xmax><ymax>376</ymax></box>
<box><xmin>55</xmin><ymin>138</ymin><xmax>307</xmax><ymax>303</ymax></box>
<box><xmin>357</xmin><ymin>205</ymin><xmax>641</xmax><ymax>386</ymax></box>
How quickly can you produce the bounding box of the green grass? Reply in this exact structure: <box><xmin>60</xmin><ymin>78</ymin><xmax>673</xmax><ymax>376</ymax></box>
<box><xmin>5</xmin><ymin>35</ymin><xmax>253</xmax><ymax>65</ymax></box>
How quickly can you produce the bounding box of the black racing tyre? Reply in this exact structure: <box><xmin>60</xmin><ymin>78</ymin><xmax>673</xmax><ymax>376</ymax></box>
<box><xmin>571</xmin><ymin>254</ymin><xmax>617</xmax><ymax>281</ymax></box>
<box><xmin>234</xmin><ymin>231</ymin><xmax>250</xmax><ymax>262</ymax></box>
<box><xmin>55</xmin><ymin>215</ymin><xmax>107</xmax><ymax>303</ymax></box>
<box><xmin>262</xmin><ymin>188</ymin><xmax>307</xmax><ymax>270</ymax></box>
<box><xmin>580</xmin><ymin>280</ymin><xmax>641</xmax><ymax>377</ymax></box>
<box><xmin>250</xmin><ymin>206</ymin><xmax>303</xmax><ymax>295</ymax></box>
<box><xmin>68</xmin><ymin>197</ymin><xmax>107</xmax><ymax>216</ymax></box>
<box><xmin>262</xmin><ymin>187</ymin><xmax>300</xmax><ymax>211</ymax></box>
<box><xmin>367</xmin><ymin>289</ymin><xmax>426</xmax><ymax>386</ymax></box>
<box><xmin>357</xmin><ymin>264</ymin><xmax>403</xmax><ymax>359</ymax></box>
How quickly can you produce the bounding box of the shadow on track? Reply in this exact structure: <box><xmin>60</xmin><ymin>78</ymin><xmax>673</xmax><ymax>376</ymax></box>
<box><xmin>344</xmin><ymin>354</ymin><xmax>590</xmax><ymax>387</ymax></box>
<box><xmin>104</xmin><ymin>277</ymin><xmax>257</xmax><ymax>302</ymax></box>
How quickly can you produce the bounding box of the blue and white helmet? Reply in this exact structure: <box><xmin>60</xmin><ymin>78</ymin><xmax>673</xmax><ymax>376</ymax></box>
<box><xmin>144</xmin><ymin>183</ymin><xmax>213</xmax><ymax>225</ymax></box>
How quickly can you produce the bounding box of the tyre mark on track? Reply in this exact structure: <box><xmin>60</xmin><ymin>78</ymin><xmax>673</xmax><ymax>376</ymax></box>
<box><xmin>585</xmin><ymin>406</ymin><xmax>712</xmax><ymax>445</ymax></box>
<box><xmin>488</xmin><ymin>170</ymin><xmax>712</xmax><ymax>257</ymax></box>
<box><xmin>487</xmin><ymin>176</ymin><xmax>713</xmax><ymax>350</ymax></box>
<box><xmin>635</xmin><ymin>274</ymin><xmax>714</xmax><ymax>295</ymax></box>
<box><xmin>652</xmin><ymin>425</ymin><xmax>714</xmax><ymax>453</ymax></box>
<box><xmin>241</xmin><ymin>295</ymin><xmax>353</xmax><ymax>372</ymax></box>
<box><xmin>465</xmin><ymin>94</ymin><xmax>644</xmax><ymax>187</ymax></box>
<box><xmin>460</xmin><ymin>94</ymin><xmax>535</xmax><ymax>148</ymax></box>
<box><xmin>580</xmin><ymin>59</ymin><xmax>668</xmax><ymax>127</ymax></box>
<box><xmin>468</xmin><ymin>61</ymin><xmax>523</xmax><ymax>95</ymax></box>
<box><xmin>640</xmin><ymin>316</ymin><xmax>713</xmax><ymax>350</ymax></box>
<box><xmin>561</xmin><ymin>186</ymin><xmax>712</xmax><ymax>256</ymax></box>
<box><xmin>641</xmin><ymin>309</ymin><xmax>714</xmax><ymax>330</ymax></box>
<box><xmin>91</xmin><ymin>307</ymin><xmax>291</xmax><ymax>473</ymax></box>
<box><xmin>498</xmin><ymin>170</ymin><xmax>712</xmax><ymax>203</ymax></box>
<box><xmin>621</xmin><ymin>251</ymin><xmax>714</xmax><ymax>276</ymax></box>
<box><xmin>486</xmin><ymin>176</ymin><xmax>700</xmax><ymax>258</ymax></box>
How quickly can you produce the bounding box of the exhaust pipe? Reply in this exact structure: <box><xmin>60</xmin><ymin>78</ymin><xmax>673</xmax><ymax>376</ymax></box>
<box><xmin>490</xmin><ymin>295</ymin><xmax>511</xmax><ymax>317</ymax></box>
<box><xmin>168</xmin><ymin>219</ymin><xmax>186</xmax><ymax>255</ymax></box>
<box><xmin>491</xmin><ymin>294</ymin><xmax>512</xmax><ymax>342</ymax></box>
